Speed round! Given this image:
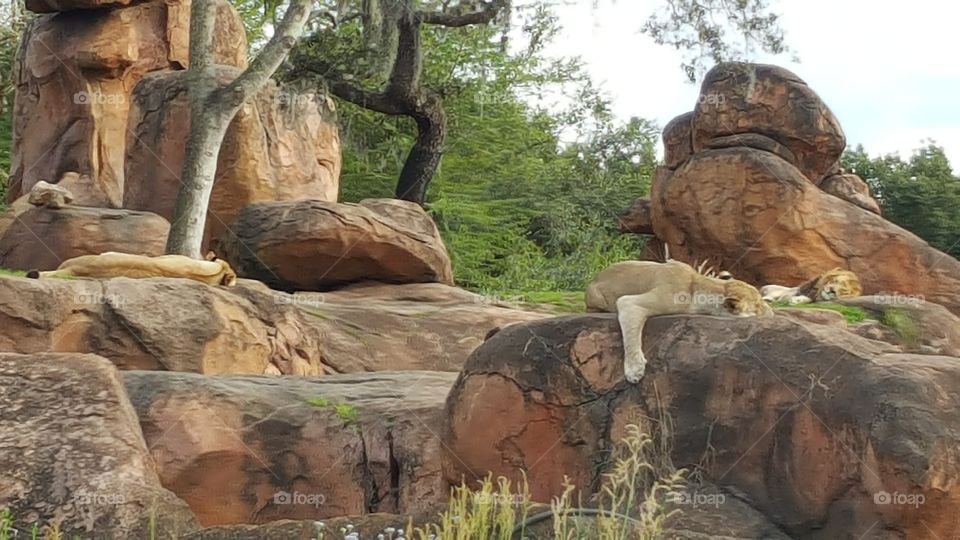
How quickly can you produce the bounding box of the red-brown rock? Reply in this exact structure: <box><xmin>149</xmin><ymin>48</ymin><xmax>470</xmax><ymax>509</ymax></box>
<box><xmin>691</xmin><ymin>63</ymin><xmax>845</xmax><ymax>182</ymax></box>
<box><xmin>9</xmin><ymin>0</ymin><xmax>246</xmax><ymax>206</ymax></box>
<box><xmin>124</xmin><ymin>370</ymin><xmax>456</xmax><ymax>526</ymax></box>
<box><xmin>649</xmin><ymin>147</ymin><xmax>960</xmax><ymax>314</ymax></box>
<box><xmin>662</xmin><ymin>112</ymin><xmax>693</xmax><ymax>169</ymax></box>
<box><xmin>0</xmin><ymin>353</ymin><xmax>198</xmax><ymax>537</ymax></box>
<box><xmin>124</xmin><ymin>69</ymin><xmax>341</xmax><ymax>248</ymax></box>
<box><xmin>0</xmin><ymin>275</ymin><xmax>326</xmax><ymax>375</ymax></box>
<box><xmin>0</xmin><ymin>206</ymin><xmax>170</xmax><ymax>271</ymax></box>
<box><xmin>442</xmin><ymin>314</ymin><xmax>960</xmax><ymax>539</ymax></box>
<box><xmin>220</xmin><ymin>199</ymin><xmax>453</xmax><ymax>292</ymax></box>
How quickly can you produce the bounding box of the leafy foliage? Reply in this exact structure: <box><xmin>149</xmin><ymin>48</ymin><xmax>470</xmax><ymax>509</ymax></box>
<box><xmin>843</xmin><ymin>143</ymin><xmax>960</xmax><ymax>258</ymax></box>
<box><xmin>335</xmin><ymin>10</ymin><xmax>653</xmax><ymax>293</ymax></box>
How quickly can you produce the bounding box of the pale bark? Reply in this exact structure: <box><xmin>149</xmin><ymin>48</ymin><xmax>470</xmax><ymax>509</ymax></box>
<box><xmin>165</xmin><ymin>0</ymin><xmax>313</xmax><ymax>257</ymax></box>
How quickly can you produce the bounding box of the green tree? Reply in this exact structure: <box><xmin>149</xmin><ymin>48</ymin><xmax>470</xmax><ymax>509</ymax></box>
<box><xmin>843</xmin><ymin>143</ymin><xmax>960</xmax><ymax>258</ymax></box>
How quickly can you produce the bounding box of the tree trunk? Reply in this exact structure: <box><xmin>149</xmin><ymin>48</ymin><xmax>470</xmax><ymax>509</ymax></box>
<box><xmin>164</xmin><ymin>0</ymin><xmax>312</xmax><ymax>256</ymax></box>
<box><xmin>164</xmin><ymin>101</ymin><xmax>233</xmax><ymax>257</ymax></box>
<box><xmin>396</xmin><ymin>93</ymin><xmax>447</xmax><ymax>203</ymax></box>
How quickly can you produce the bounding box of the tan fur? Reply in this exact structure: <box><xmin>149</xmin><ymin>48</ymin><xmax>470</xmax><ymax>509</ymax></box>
<box><xmin>36</xmin><ymin>252</ymin><xmax>237</xmax><ymax>286</ymax></box>
<box><xmin>761</xmin><ymin>268</ymin><xmax>862</xmax><ymax>304</ymax></box>
<box><xmin>585</xmin><ymin>260</ymin><xmax>770</xmax><ymax>383</ymax></box>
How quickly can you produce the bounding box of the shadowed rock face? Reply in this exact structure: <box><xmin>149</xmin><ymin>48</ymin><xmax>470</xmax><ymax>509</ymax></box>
<box><xmin>124</xmin><ymin>371</ymin><xmax>457</xmax><ymax>526</ymax></box>
<box><xmin>0</xmin><ymin>276</ymin><xmax>325</xmax><ymax>375</ymax></box>
<box><xmin>9</xmin><ymin>0</ymin><xmax>246</xmax><ymax>206</ymax></box>
<box><xmin>0</xmin><ymin>206</ymin><xmax>170</xmax><ymax>271</ymax></box>
<box><xmin>0</xmin><ymin>353</ymin><xmax>198</xmax><ymax>538</ymax></box>
<box><xmin>220</xmin><ymin>199</ymin><xmax>454</xmax><ymax>292</ymax></box>
<box><xmin>442</xmin><ymin>314</ymin><xmax>960</xmax><ymax>539</ymax></box>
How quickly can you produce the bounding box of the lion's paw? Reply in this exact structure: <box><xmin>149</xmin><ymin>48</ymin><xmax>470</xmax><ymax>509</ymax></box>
<box><xmin>624</xmin><ymin>358</ymin><xmax>646</xmax><ymax>384</ymax></box>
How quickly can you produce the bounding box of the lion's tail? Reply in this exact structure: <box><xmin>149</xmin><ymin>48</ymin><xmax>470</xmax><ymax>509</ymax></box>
<box><xmin>26</xmin><ymin>270</ymin><xmax>40</xmax><ymax>279</ymax></box>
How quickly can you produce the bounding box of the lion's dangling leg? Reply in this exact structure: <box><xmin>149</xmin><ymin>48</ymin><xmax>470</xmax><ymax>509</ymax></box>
<box><xmin>615</xmin><ymin>293</ymin><xmax>658</xmax><ymax>383</ymax></box>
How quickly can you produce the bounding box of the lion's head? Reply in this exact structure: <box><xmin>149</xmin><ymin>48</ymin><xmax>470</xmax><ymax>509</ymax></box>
<box><xmin>722</xmin><ymin>279</ymin><xmax>773</xmax><ymax>317</ymax></box>
<box><xmin>206</xmin><ymin>251</ymin><xmax>238</xmax><ymax>287</ymax></box>
<box><xmin>800</xmin><ymin>268</ymin><xmax>862</xmax><ymax>301</ymax></box>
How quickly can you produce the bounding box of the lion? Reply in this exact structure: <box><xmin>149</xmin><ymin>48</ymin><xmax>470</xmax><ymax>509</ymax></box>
<box><xmin>760</xmin><ymin>268</ymin><xmax>862</xmax><ymax>305</ymax></box>
<box><xmin>586</xmin><ymin>260</ymin><xmax>771</xmax><ymax>383</ymax></box>
<box><xmin>26</xmin><ymin>251</ymin><xmax>237</xmax><ymax>286</ymax></box>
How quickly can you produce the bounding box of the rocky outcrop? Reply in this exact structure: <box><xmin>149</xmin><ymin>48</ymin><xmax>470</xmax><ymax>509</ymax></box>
<box><xmin>0</xmin><ymin>353</ymin><xmax>198</xmax><ymax>538</ymax></box>
<box><xmin>690</xmin><ymin>63</ymin><xmax>845</xmax><ymax>182</ymax></box>
<box><xmin>0</xmin><ymin>275</ymin><xmax>325</xmax><ymax>375</ymax></box>
<box><xmin>0</xmin><ymin>206</ymin><xmax>169</xmax><ymax>271</ymax></box>
<box><xmin>625</xmin><ymin>63</ymin><xmax>960</xmax><ymax>314</ymax></box>
<box><xmin>298</xmin><ymin>282</ymin><xmax>547</xmax><ymax>373</ymax></box>
<box><xmin>124</xmin><ymin>371</ymin><xmax>456</xmax><ymax>526</ymax></box>
<box><xmin>220</xmin><ymin>199</ymin><xmax>454</xmax><ymax>292</ymax></box>
<box><xmin>9</xmin><ymin>0</ymin><xmax>246</xmax><ymax>205</ymax></box>
<box><xmin>648</xmin><ymin>145</ymin><xmax>960</xmax><ymax>313</ymax></box>
<box><xmin>124</xmin><ymin>69</ymin><xmax>341</xmax><ymax>248</ymax></box>
<box><xmin>442</xmin><ymin>314</ymin><xmax>960</xmax><ymax>539</ymax></box>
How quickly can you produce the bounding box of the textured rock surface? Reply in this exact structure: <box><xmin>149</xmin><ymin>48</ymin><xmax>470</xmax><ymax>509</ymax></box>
<box><xmin>649</xmin><ymin>146</ymin><xmax>960</xmax><ymax>314</ymax></box>
<box><xmin>690</xmin><ymin>63</ymin><xmax>845</xmax><ymax>182</ymax></box>
<box><xmin>0</xmin><ymin>206</ymin><xmax>170</xmax><ymax>271</ymax></box>
<box><xmin>298</xmin><ymin>282</ymin><xmax>546</xmax><ymax>373</ymax></box>
<box><xmin>124</xmin><ymin>371</ymin><xmax>456</xmax><ymax>526</ymax></box>
<box><xmin>442</xmin><ymin>314</ymin><xmax>960</xmax><ymax>539</ymax></box>
<box><xmin>0</xmin><ymin>353</ymin><xmax>198</xmax><ymax>538</ymax></box>
<box><xmin>820</xmin><ymin>172</ymin><xmax>882</xmax><ymax>215</ymax></box>
<box><xmin>0</xmin><ymin>276</ymin><xmax>325</xmax><ymax>375</ymax></box>
<box><xmin>124</xmin><ymin>69</ymin><xmax>341</xmax><ymax>247</ymax></box>
<box><xmin>617</xmin><ymin>196</ymin><xmax>654</xmax><ymax>234</ymax></box>
<box><xmin>220</xmin><ymin>199</ymin><xmax>453</xmax><ymax>292</ymax></box>
<box><xmin>662</xmin><ymin>111</ymin><xmax>693</xmax><ymax>169</ymax></box>
<box><xmin>9</xmin><ymin>0</ymin><xmax>246</xmax><ymax>205</ymax></box>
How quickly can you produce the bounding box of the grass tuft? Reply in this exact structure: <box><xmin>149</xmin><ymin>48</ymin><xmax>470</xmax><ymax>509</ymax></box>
<box><xmin>772</xmin><ymin>301</ymin><xmax>872</xmax><ymax>324</ymax></box>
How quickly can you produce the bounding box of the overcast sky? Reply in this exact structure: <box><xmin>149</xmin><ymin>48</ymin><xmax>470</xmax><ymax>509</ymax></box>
<box><xmin>548</xmin><ymin>0</ymin><xmax>960</xmax><ymax>167</ymax></box>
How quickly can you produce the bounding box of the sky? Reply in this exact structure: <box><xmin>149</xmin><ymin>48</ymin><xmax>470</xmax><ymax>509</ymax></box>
<box><xmin>547</xmin><ymin>0</ymin><xmax>960</xmax><ymax>167</ymax></box>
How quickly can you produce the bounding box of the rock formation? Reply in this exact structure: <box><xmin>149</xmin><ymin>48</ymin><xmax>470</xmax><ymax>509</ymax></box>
<box><xmin>220</xmin><ymin>199</ymin><xmax>454</xmax><ymax>292</ymax></box>
<box><xmin>10</xmin><ymin>0</ymin><xmax>246</xmax><ymax>206</ymax></box>
<box><xmin>0</xmin><ymin>275</ymin><xmax>326</xmax><ymax>375</ymax></box>
<box><xmin>0</xmin><ymin>353</ymin><xmax>198</xmax><ymax>537</ymax></box>
<box><xmin>0</xmin><ymin>205</ymin><xmax>170</xmax><ymax>271</ymax></box>
<box><xmin>124</xmin><ymin>371</ymin><xmax>457</xmax><ymax>525</ymax></box>
<box><xmin>442</xmin><ymin>312</ymin><xmax>960</xmax><ymax>539</ymax></box>
<box><xmin>124</xmin><ymin>69</ymin><xmax>341</xmax><ymax>247</ymax></box>
<box><xmin>630</xmin><ymin>62</ymin><xmax>960</xmax><ymax>314</ymax></box>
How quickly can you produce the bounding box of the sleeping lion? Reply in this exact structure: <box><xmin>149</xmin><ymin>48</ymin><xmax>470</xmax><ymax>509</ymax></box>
<box><xmin>586</xmin><ymin>260</ymin><xmax>771</xmax><ymax>383</ymax></box>
<box><xmin>760</xmin><ymin>268</ymin><xmax>862</xmax><ymax>305</ymax></box>
<box><xmin>26</xmin><ymin>252</ymin><xmax>237</xmax><ymax>286</ymax></box>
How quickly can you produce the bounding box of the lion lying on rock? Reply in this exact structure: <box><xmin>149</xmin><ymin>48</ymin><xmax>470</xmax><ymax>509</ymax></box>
<box><xmin>760</xmin><ymin>268</ymin><xmax>862</xmax><ymax>305</ymax></box>
<box><xmin>26</xmin><ymin>252</ymin><xmax>237</xmax><ymax>286</ymax></box>
<box><xmin>586</xmin><ymin>260</ymin><xmax>771</xmax><ymax>383</ymax></box>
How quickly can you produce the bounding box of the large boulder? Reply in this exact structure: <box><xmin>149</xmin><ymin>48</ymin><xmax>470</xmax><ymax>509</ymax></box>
<box><xmin>649</xmin><ymin>146</ymin><xmax>960</xmax><ymax>314</ymax></box>
<box><xmin>9</xmin><ymin>0</ymin><xmax>246</xmax><ymax>206</ymax></box>
<box><xmin>442</xmin><ymin>314</ymin><xmax>960</xmax><ymax>539</ymax></box>
<box><xmin>0</xmin><ymin>353</ymin><xmax>198</xmax><ymax>537</ymax></box>
<box><xmin>691</xmin><ymin>63</ymin><xmax>845</xmax><ymax>182</ymax></box>
<box><xmin>124</xmin><ymin>69</ymin><xmax>341</xmax><ymax>248</ymax></box>
<box><xmin>0</xmin><ymin>206</ymin><xmax>170</xmax><ymax>271</ymax></box>
<box><xmin>220</xmin><ymin>199</ymin><xmax>454</xmax><ymax>292</ymax></box>
<box><xmin>0</xmin><ymin>275</ymin><xmax>325</xmax><ymax>375</ymax></box>
<box><xmin>124</xmin><ymin>371</ymin><xmax>456</xmax><ymax>526</ymax></box>
<box><xmin>297</xmin><ymin>282</ymin><xmax>547</xmax><ymax>373</ymax></box>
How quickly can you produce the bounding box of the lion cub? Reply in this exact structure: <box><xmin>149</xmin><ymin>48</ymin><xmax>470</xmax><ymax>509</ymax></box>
<box><xmin>586</xmin><ymin>260</ymin><xmax>770</xmax><ymax>383</ymax></box>
<box><xmin>27</xmin><ymin>252</ymin><xmax>237</xmax><ymax>286</ymax></box>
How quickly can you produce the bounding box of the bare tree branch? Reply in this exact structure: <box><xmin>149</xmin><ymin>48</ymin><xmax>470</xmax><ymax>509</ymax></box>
<box><xmin>417</xmin><ymin>0</ymin><xmax>507</xmax><ymax>27</ymax></box>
